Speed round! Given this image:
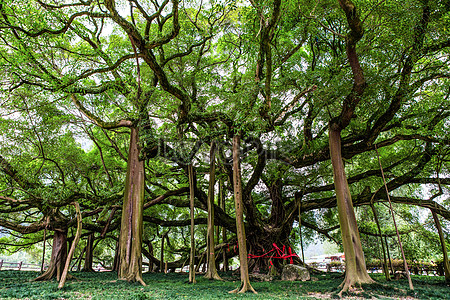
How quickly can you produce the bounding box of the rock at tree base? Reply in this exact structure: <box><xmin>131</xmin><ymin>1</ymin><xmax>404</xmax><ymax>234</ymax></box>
<box><xmin>250</xmin><ymin>273</ymin><xmax>273</xmax><ymax>281</ymax></box>
<box><xmin>281</xmin><ymin>265</ymin><xmax>310</xmax><ymax>281</ymax></box>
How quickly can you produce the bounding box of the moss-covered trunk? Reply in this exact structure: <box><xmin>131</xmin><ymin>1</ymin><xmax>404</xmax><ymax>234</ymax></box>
<box><xmin>118</xmin><ymin>127</ymin><xmax>146</xmax><ymax>285</ymax></box>
<box><xmin>329</xmin><ymin>127</ymin><xmax>373</xmax><ymax>293</ymax></box>
<box><xmin>35</xmin><ymin>229</ymin><xmax>67</xmax><ymax>281</ymax></box>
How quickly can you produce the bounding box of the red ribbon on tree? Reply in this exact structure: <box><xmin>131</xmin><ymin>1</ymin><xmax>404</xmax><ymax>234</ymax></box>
<box><xmin>247</xmin><ymin>243</ymin><xmax>298</xmax><ymax>264</ymax></box>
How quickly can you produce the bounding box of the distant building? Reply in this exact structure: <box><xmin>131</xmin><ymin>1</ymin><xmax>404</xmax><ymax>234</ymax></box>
<box><xmin>305</xmin><ymin>253</ymin><xmax>345</xmax><ymax>264</ymax></box>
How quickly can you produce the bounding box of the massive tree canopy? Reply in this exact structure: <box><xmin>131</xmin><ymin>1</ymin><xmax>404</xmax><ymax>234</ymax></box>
<box><xmin>0</xmin><ymin>0</ymin><xmax>449</xmax><ymax>293</ymax></box>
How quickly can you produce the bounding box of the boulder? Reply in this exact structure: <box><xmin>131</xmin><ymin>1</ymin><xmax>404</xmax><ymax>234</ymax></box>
<box><xmin>249</xmin><ymin>273</ymin><xmax>274</xmax><ymax>282</ymax></box>
<box><xmin>281</xmin><ymin>264</ymin><xmax>310</xmax><ymax>281</ymax></box>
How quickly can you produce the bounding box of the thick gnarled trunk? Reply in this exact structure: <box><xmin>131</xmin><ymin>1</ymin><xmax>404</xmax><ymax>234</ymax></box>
<box><xmin>244</xmin><ymin>178</ymin><xmax>297</xmax><ymax>275</ymax></box>
<box><xmin>35</xmin><ymin>229</ymin><xmax>67</xmax><ymax>281</ymax></box>
<box><xmin>118</xmin><ymin>127</ymin><xmax>146</xmax><ymax>285</ymax></box>
<box><xmin>245</xmin><ymin>222</ymin><xmax>296</xmax><ymax>275</ymax></box>
<box><xmin>329</xmin><ymin>127</ymin><xmax>373</xmax><ymax>293</ymax></box>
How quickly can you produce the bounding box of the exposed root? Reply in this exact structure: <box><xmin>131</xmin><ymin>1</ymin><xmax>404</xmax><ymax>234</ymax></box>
<box><xmin>34</xmin><ymin>264</ymin><xmax>58</xmax><ymax>281</ymax></box>
<box><xmin>136</xmin><ymin>277</ymin><xmax>147</xmax><ymax>287</ymax></box>
<box><xmin>34</xmin><ymin>268</ymin><xmax>76</xmax><ymax>283</ymax></box>
<box><xmin>228</xmin><ymin>282</ymin><xmax>257</xmax><ymax>294</ymax></box>
<box><xmin>204</xmin><ymin>272</ymin><xmax>223</xmax><ymax>281</ymax></box>
<box><xmin>34</xmin><ymin>272</ymin><xmax>54</xmax><ymax>281</ymax></box>
<box><xmin>338</xmin><ymin>275</ymin><xmax>375</xmax><ymax>298</ymax></box>
<box><xmin>120</xmin><ymin>273</ymin><xmax>147</xmax><ymax>286</ymax></box>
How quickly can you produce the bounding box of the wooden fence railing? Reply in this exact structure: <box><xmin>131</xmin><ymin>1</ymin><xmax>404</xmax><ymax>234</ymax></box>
<box><xmin>0</xmin><ymin>259</ymin><xmax>45</xmax><ymax>271</ymax></box>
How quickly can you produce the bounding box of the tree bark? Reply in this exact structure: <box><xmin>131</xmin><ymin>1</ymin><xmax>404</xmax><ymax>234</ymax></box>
<box><xmin>229</xmin><ymin>134</ymin><xmax>256</xmax><ymax>294</ymax></box>
<box><xmin>370</xmin><ymin>204</ymin><xmax>390</xmax><ymax>281</ymax></box>
<box><xmin>219</xmin><ymin>180</ymin><xmax>229</xmax><ymax>272</ymax></box>
<box><xmin>82</xmin><ymin>233</ymin><xmax>95</xmax><ymax>272</ymax></box>
<box><xmin>329</xmin><ymin>127</ymin><xmax>373</xmax><ymax>295</ymax></box>
<box><xmin>74</xmin><ymin>247</ymin><xmax>85</xmax><ymax>272</ymax></box>
<box><xmin>384</xmin><ymin>235</ymin><xmax>394</xmax><ymax>275</ymax></box>
<box><xmin>144</xmin><ymin>241</ymin><xmax>156</xmax><ymax>272</ymax></box>
<box><xmin>41</xmin><ymin>227</ymin><xmax>47</xmax><ymax>273</ymax></box>
<box><xmin>298</xmin><ymin>202</ymin><xmax>305</xmax><ymax>264</ymax></box>
<box><xmin>59</xmin><ymin>202</ymin><xmax>82</xmax><ymax>289</ymax></box>
<box><xmin>160</xmin><ymin>231</ymin><xmax>169</xmax><ymax>273</ymax></box>
<box><xmin>112</xmin><ymin>241</ymin><xmax>120</xmax><ymax>272</ymax></box>
<box><xmin>432</xmin><ymin>210</ymin><xmax>450</xmax><ymax>283</ymax></box>
<box><xmin>188</xmin><ymin>164</ymin><xmax>196</xmax><ymax>283</ymax></box>
<box><xmin>205</xmin><ymin>141</ymin><xmax>222</xmax><ymax>280</ymax></box>
<box><xmin>35</xmin><ymin>229</ymin><xmax>68</xmax><ymax>281</ymax></box>
<box><xmin>117</xmin><ymin>127</ymin><xmax>146</xmax><ymax>285</ymax></box>
<box><xmin>376</xmin><ymin>146</ymin><xmax>413</xmax><ymax>290</ymax></box>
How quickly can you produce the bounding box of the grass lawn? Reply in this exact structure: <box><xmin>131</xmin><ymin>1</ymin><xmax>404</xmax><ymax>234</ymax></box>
<box><xmin>0</xmin><ymin>270</ymin><xmax>448</xmax><ymax>299</ymax></box>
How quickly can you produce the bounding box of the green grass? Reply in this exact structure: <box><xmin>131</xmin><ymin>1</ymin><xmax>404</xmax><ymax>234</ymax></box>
<box><xmin>0</xmin><ymin>271</ymin><xmax>448</xmax><ymax>299</ymax></box>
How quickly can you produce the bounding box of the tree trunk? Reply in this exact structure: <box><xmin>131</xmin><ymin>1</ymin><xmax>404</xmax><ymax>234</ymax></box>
<box><xmin>432</xmin><ymin>210</ymin><xmax>450</xmax><ymax>283</ymax></box>
<box><xmin>245</xmin><ymin>222</ymin><xmax>297</xmax><ymax>275</ymax></box>
<box><xmin>298</xmin><ymin>202</ymin><xmax>305</xmax><ymax>264</ymax></box>
<box><xmin>59</xmin><ymin>202</ymin><xmax>82</xmax><ymax>289</ymax></box>
<box><xmin>219</xmin><ymin>180</ymin><xmax>229</xmax><ymax>272</ymax></box>
<box><xmin>82</xmin><ymin>233</ymin><xmax>95</xmax><ymax>272</ymax></box>
<box><xmin>371</xmin><ymin>204</ymin><xmax>390</xmax><ymax>281</ymax></box>
<box><xmin>384</xmin><ymin>235</ymin><xmax>394</xmax><ymax>275</ymax></box>
<box><xmin>188</xmin><ymin>164</ymin><xmax>196</xmax><ymax>284</ymax></box>
<box><xmin>376</xmin><ymin>146</ymin><xmax>413</xmax><ymax>290</ymax></box>
<box><xmin>229</xmin><ymin>134</ymin><xmax>257</xmax><ymax>294</ymax></box>
<box><xmin>160</xmin><ymin>231</ymin><xmax>169</xmax><ymax>273</ymax></box>
<box><xmin>112</xmin><ymin>241</ymin><xmax>120</xmax><ymax>272</ymax></box>
<box><xmin>35</xmin><ymin>229</ymin><xmax>68</xmax><ymax>281</ymax></box>
<box><xmin>243</xmin><ymin>178</ymin><xmax>298</xmax><ymax>275</ymax></box>
<box><xmin>41</xmin><ymin>227</ymin><xmax>47</xmax><ymax>273</ymax></box>
<box><xmin>329</xmin><ymin>126</ymin><xmax>373</xmax><ymax>294</ymax></box>
<box><xmin>205</xmin><ymin>141</ymin><xmax>222</xmax><ymax>280</ymax></box>
<box><xmin>72</xmin><ymin>247</ymin><xmax>84</xmax><ymax>272</ymax></box>
<box><xmin>145</xmin><ymin>241</ymin><xmax>156</xmax><ymax>272</ymax></box>
<box><xmin>117</xmin><ymin>127</ymin><xmax>146</xmax><ymax>285</ymax></box>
